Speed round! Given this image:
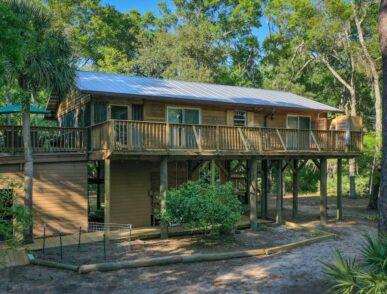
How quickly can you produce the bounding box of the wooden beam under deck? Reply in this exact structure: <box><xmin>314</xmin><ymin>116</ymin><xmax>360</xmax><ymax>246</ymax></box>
<box><xmin>90</xmin><ymin>150</ymin><xmax>362</xmax><ymax>162</ymax></box>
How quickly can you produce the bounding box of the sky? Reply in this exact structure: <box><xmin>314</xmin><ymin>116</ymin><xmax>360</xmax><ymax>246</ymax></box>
<box><xmin>101</xmin><ymin>0</ymin><xmax>270</xmax><ymax>44</ymax></box>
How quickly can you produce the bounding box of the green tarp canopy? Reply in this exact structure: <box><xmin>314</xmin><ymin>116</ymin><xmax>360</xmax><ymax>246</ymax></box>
<box><xmin>0</xmin><ymin>105</ymin><xmax>49</xmax><ymax>114</ymax></box>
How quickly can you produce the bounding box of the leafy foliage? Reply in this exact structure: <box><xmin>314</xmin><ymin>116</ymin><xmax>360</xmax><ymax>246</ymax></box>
<box><xmin>0</xmin><ymin>176</ymin><xmax>33</xmax><ymax>248</ymax></box>
<box><xmin>323</xmin><ymin>234</ymin><xmax>387</xmax><ymax>293</ymax></box>
<box><xmin>160</xmin><ymin>181</ymin><xmax>241</xmax><ymax>235</ymax></box>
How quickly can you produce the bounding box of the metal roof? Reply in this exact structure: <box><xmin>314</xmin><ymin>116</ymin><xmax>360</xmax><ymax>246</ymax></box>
<box><xmin>76</xmin><ymin>71</ymin><xmax>341</xmax><ymax>113</ymax></box>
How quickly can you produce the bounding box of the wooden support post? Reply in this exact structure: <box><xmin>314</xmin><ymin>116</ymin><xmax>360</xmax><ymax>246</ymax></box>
<box><xmin>337</xmin><ymin>158</ymin><xmax>343</xmax><ymax>221</ymax></box>
<box><xmin>226</xmin><ymin>160</ymin><xmax>232</xmax><ymax>181</ymax></box>
<box><xmin>320</xmin><ymin>158</ymin><xmax>328</xmax><ymax>225</ymax></box>
<box><xmin>261</xmin><ymin>160</ymin><xmax>268</xmax><ymax>219</ymax></box>
<box><xmin>160</xmin><ymin>157</ymin><xmax>168</xmax><ymax>239</ymax></box>
<box><xmin>96</xmin><ymin>160</ymin><xmax>103</xmax><ymax>210</ymax></box>
<box><xmin>248</xmin><ymin>158</ymin><xmax>258</xmax><ymax>229</ymax></box>
<box><xmin>292</xmin><ymin>159</ymin><xmax>299</xmax><ymax>218</ymax></box>
<box><xmin>104</xmin><ymin>159</ymin><xmax>111</xmax><ymax>238</ymax></box>
<box><xmin>276</xmin><ymin>160</ymin><xmax>284</xmax><ymax>224</ymax></box>
<box><xmin>211</xmin><ymin>159</ymin><xmax>216</xmax><ymax>185</ymax></box>
<box><xmin>187</xmin><ymin>160</ymin><xmax>193</xmax><ymax>181</ymax></box>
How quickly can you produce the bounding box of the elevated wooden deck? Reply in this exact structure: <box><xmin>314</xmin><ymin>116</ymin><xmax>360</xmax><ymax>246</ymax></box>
<box><xmin>89</xmin><ymin>120</ymin><xmax>363</xmax><ymax>160</ymax></box>
<box><xmin>0</xmin><ymin>122</ymin><xmax>363</xmax><ymax>161</ymax></box>
<box><xmin>0</xmin><ymin>126</ymin><xmax>87</xmax><ymax>164</ymax></box>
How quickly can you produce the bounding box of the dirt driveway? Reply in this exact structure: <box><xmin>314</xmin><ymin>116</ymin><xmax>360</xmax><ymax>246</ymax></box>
<box><xmin>0</xmin><ymin>196</ymin><xmax>378</xmax><ymax>294</ymax></box>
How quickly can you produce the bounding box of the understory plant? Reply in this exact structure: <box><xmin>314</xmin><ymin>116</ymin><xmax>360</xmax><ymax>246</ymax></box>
<box><xmin>0</xmin><ymin>176</ymin><xmax>33</xmax><ymax>246</ymax></box>
<box><xmin>160</xmin><ymin>180</ymin><xmax>241</xmax><ymax>235</ymax></box>
<box><xmin>322</xmin><ymin>234</ymin><xmax>387</xmax><ymax>294</ymax></box>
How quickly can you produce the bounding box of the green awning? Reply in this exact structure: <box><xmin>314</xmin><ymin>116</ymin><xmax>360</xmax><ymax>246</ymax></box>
<box><xmin>0</xmin><ymin>105</ymin><xmax>49</xmax><ymax>114</ymax></box>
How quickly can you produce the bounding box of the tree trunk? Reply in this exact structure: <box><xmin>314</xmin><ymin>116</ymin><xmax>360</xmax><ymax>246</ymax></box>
<box><xmin>349</xmin><ymin>89</ymin><xmax>357</xmax><ymax>199</ymax></box>
<box><xmin>355</xmin><ymin>8</ymin><xmax>383</xmax><ymax>136</ymax></box>
<box><xmin>31</xmin><ymin>92</ymin><xmax>38</xmax><ymax>126</ymax></box>
<box><xmin>5</xmin><ymin>83</ymin><xmax>12</xmax><ymax>125</ymax></box>
<box><xmin>22</xmin><ymin>101</ymin><xmax>33</xmax><ymax>242</ymax></box>
<box><xmin>379</xmin><ymin>0</ymin><xmax>387</xmax><ymax>232</ymax></box>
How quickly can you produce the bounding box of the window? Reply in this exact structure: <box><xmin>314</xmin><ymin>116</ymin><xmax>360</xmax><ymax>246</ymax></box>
<box><xmin>132</xmin><ymin>104</ymin><xmax>144</xmax><ymax>121</ymax></box>
<box><xmin>287</xmin><ymin>116</ymin><xmax>311</xmax><ymax>130</ymax></box>
<box><xmin>110</xmin><ymin>105</ymin><xmax>128</xmax><ymax>120</ymax></box>
<box><xmin>167</xmin><ymin>108</ymin><xmax>200</xmax><ymax>124</ymax></box>
<box><xmin>84</xmin><ymin>102</ymin><xmax>91</xmax><ymax>127</ymax></box>
<box><xmin>94</xmin><ymin>101</ymin><xmax>107</xmax><ymax>124</ymax></box>
<box><xmin>60</xmin><ymin>111</ymin><xmax>74</xmax><ymax>127</ymax></box>
<box><xmin>167</xmin><ymin>107</ymin><xmax>200</xmax><ymax>148</ymax></box>
<box><xmin>287</xmin><ymin>115</ymin><xmax>311</xmax><ymax>150</ymax></box>
<box><xmin>233</xmin><ymin>111</ymin><xmax>246</xmax><ymax>127</ymax></box>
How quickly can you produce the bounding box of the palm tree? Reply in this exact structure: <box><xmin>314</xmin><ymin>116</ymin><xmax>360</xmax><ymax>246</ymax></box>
<box><xmin>380</xmin><ymin>0</ymin><xmax>387</xmax><ymax>233</ymax></box>
<box><xmin>3</xmin><ymin>0</ymin><xmax>76</xmax><ymax>241</ymax></box>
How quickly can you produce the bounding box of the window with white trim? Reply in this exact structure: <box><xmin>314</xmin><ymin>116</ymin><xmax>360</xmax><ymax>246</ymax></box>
<box><xmin>167</xmin><ymin>108</ymin><xmax>200</xmax><ymax>124</ymax></box>
<box><xmin>233</xmin><ymin>111</ymin><xmax>247</xmax><ymax>127</ymax></box>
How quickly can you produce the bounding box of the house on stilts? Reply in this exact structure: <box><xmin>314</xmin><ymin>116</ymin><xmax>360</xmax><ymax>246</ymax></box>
<box><xmin>0</xmin><ymin>71</ymin><xmax>363</xmax><ymax>237</ymax></box>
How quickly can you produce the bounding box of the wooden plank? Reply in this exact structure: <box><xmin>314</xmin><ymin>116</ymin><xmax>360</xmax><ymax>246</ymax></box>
<box><xmin>310</xmin><ymin>130</ymin><xmax>321</xmax><ymax>151</ymax></box>
<box><xmin>238</xmin><ymin>128</ymin><xmax>250</xmax><ymax>151</ymax></box>
<box><xmin>192</xmin><ymin>125</ymin><xmax>202</xmax><ymax>152</ymax></box>
<box><xmin>320</xmin><ymin>158</ymin><xmax>328</xmax><ymax>225</ymax></box>
<box><xmin>248</xmin><ymin>158</ymin><xmax>258</xmax><ymax>229</ymax></box>
<box><xmin>275</xmin><ymin>129</ymin><xmax>287</xmax><ymax>151</ymax></box>
<box><xmin>292</xmin><ymin>159</ymin><xmax>299</xmax><ymax>218</ymax></box>
<box><xmin>211</xmin><ymin>160</ymin><xmax>216</xmax><ymax>185</ymax></box>
<box><xmin>337</xmin><ymin>158</ymin><xmax>343</xmax><ymax>221</ymax></box>
<box><xmin>160</xmin><ymin>157</ymin><xmax>168</xmax><ymax>238</ymax></box>
<box><xmin>261</xmin><ymin>160</ymin><xmax>268</xmax><ymax>219</ymax></box>
<box><xmin>276</xmin><ymin>160</ymin><xmax>284</xmax><ymax>224</ymax></box>
<box><xmin>104</xmin><ymin>159</ymin><xmax>111</xmax><ymax>237</ymax></box>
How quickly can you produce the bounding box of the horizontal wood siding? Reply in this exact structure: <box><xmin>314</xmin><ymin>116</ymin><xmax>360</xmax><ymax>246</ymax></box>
<box><xmin>110</xmin><ymin>161</ymin><xmax>151</xmax><ymax>227</ymax></box>
<box><xmin>0</xmin><ymin>161</ymin><xmax>88</xmax><ymax>237</ymax></box>
<box><xmin>58</xmin><ymin>93</ymin><xmax>331</xmax><ymax>131</ymax></box>
<box><xmin>202</xmin><ymin>109</ymin><xmax>227</xmax><ymax>125</ymax></box>
<box><xmin>144</xmin><ymin>101</ymin><xmax>165</xmax><ymax>122</ymax></box>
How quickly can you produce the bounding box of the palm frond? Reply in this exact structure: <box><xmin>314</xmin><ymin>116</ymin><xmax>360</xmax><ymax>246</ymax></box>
<box><xmin>322</xmin><ymin>250</ymin><xmax>360</xmax><ymax>294</ymax></box>
<box><xmin>356</xmin><ymin>271</ymin><xmax>387</xmax><ymax>294</ymax></box>
<box><xmin>360</xmin><ymin>234</ymin><xmax>387</xmax><ymax>274</ymax></box>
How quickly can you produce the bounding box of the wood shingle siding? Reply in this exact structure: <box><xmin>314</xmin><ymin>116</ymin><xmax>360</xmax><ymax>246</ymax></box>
<box><xmin>109</xmin><ymin>161</ymin><xmax>152</xmax><ymax>227</ymax></box>
<box><xmin>0</xmin><ymin>161</ymin><xmax>88</xmax><ymax>237</ymax></box>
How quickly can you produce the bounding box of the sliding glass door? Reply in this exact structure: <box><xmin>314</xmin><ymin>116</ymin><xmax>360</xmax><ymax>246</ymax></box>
<box><xmin>287</xmin><ymin>116</ymin><xmax>311</xmax><ymax>150</ymax></box>
<box><xmin>167</xmin><ymin>108</ymin><xmax>200</xmax><ymax>148</ymax></box>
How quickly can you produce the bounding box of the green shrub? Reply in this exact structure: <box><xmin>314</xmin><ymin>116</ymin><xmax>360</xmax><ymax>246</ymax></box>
<box><xmin>160</xmin><ymin>181</ymin><xmax>242</xmax><ymax>235</ymax></box>
<box><xmin>322</xmin><ymin>234</ymin><xmax>387</xmax><ymax>294</ymax></box>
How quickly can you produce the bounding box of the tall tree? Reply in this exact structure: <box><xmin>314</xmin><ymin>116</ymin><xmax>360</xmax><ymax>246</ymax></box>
<box><xmin>2</xmin><ymin>0</ymin><xmax>76</xmax><ymax>241</ymax></box>
<box><xmin>264</xmin><ymin>0</ymin><xmax>377</xmax><ymax>199</ymax></box>
<box><xmin>379</xmin><ymin>0</ymin><xmax>387</xmax><ymax>232</ymax></box>
<box><xmin>47</xmin><ymin>0</ymin><xmax>145</xmax><ymax>73</ymax></box>
<box><xmin>134</xmin><ymin>0</ymin><xmax>263</xmax><ymax>86</ymax></box>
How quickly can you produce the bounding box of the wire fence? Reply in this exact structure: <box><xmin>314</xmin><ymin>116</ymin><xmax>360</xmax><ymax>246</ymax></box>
<box><xmin>37</xmin><ymin>222</ymin><xmax>132</xmax><ymax>264</ymax></box>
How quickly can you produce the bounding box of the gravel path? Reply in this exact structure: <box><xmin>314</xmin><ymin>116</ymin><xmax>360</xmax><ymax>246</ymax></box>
<box><xmin>0</xmin><ymin>197</ymin><xmax>378</xmax><ymax>294</ymax></box>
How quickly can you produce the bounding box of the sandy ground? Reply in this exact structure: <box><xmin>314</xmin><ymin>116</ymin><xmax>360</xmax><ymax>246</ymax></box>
<box><xmin>0</xmin><ymin>196</ymin><xmax>378</xmax><ymax>294</ymax></box>
<box><xmin>34</xmin><ymin>226</ymin><xmax>317</xmax><ymax>265</ymax></box>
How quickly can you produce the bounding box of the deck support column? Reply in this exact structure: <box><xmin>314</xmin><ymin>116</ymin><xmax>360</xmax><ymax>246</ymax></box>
<box><xmin>276</xmin><ymin>160</ymin><xmax>284</xmax><ymax>224</ymax></box>
<box><xmin>96</xmin><ymin>160</ymin><xmax>103</xmax><ymax>210</ymax></box>
<box><xmin>104</xmin><ymin>159</ymin><xmax>111</xmax><ymax>238</ymax></box>
<box><xmin>320</xmin><ymin>158</ymin><xmax>328</xmax><ymax>225</ymax></box>
<box><xmin>292</xmin><ymin>159</ymin><xmax>299</xmax><ymax>218</ymax></box>
<box><xmin>261</xmin><ymin>160</ymin><xmax>268</xmax><ymax>219</ymax></box>
<box><xmin>187</xmin><ymin>160</ymin><xmax>193</xmax><ymax>181</ymax></box>
<box><xmin>337</xmin><ymin>158</ymin><xmax>343</xmax><ymax>221</ymax></box>
<box><xmin>248</xmin><ymin>158</ymin><xmax>258</xmax><ymax>229</ymax></box>
<box><xmin>160</xmin><ymin>156</ymin><xmax>168</xmax><ymax>239</ymax></box>
<box><xmin>211</xmin><ymin>159</ymin><xmax>216</xmax><ymax>185</ymax></box>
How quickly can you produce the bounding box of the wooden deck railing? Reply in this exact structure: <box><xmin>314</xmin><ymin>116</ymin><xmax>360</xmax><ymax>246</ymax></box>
<box><xmin>0</xmin><ymin>125</ymin><xmax>87</xmax><ymax>154</ymax></box>
<box><xmin>89</xmin><ymin>120</ymin><xmax>363</xmax><ymax>154</ymax></box>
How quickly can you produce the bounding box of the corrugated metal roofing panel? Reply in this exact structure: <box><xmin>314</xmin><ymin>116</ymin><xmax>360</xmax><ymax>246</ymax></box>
<box><xmin>76</xmin><ymin>71</ymin><xmax>341</xmax><ymax>112</ymax></box>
